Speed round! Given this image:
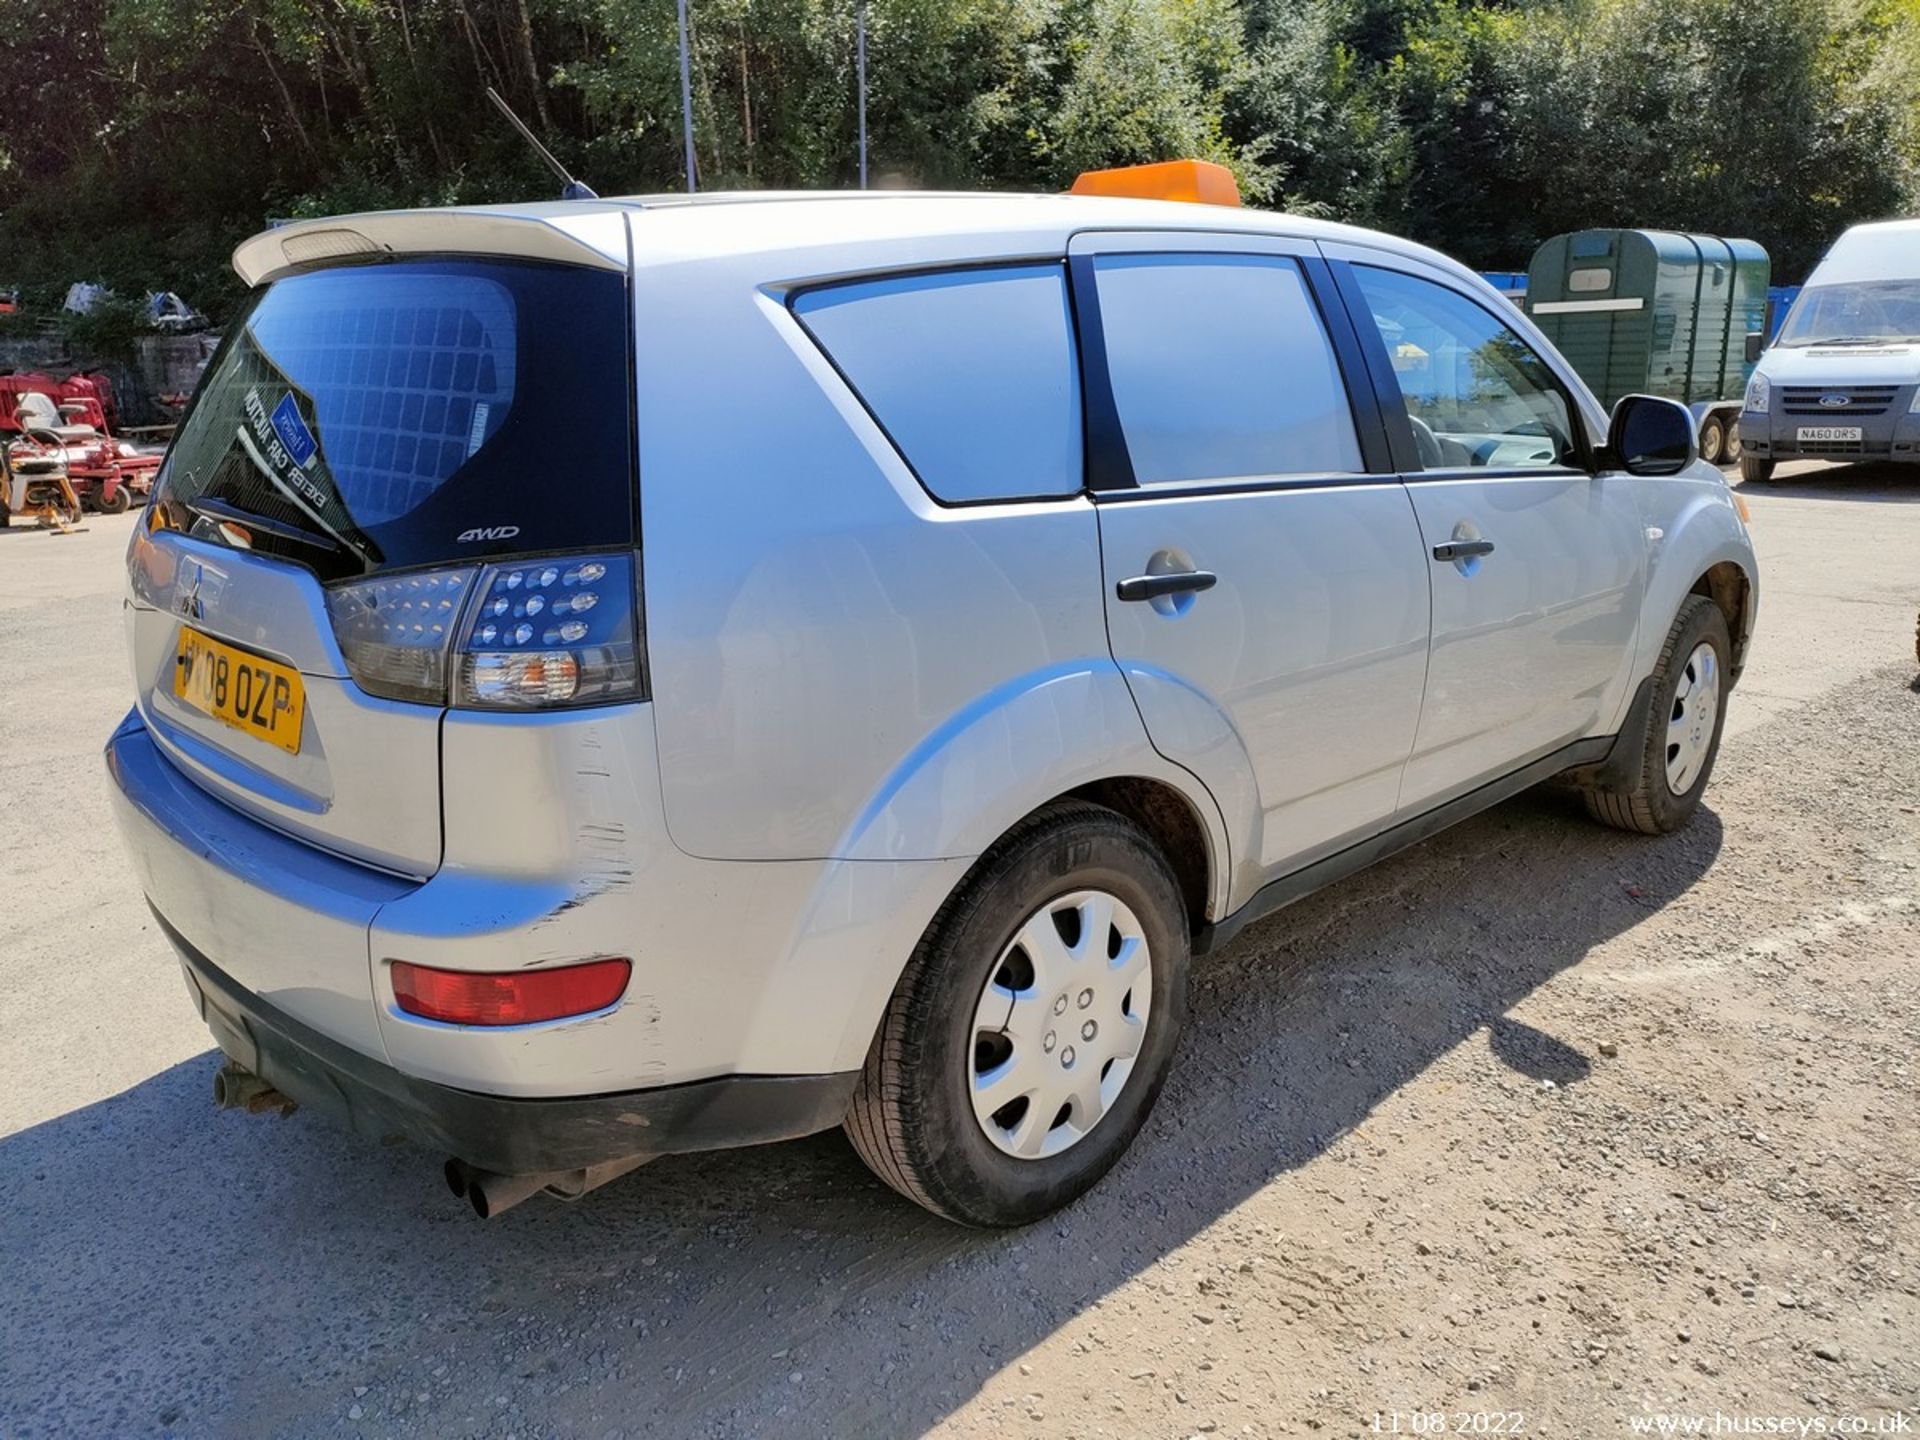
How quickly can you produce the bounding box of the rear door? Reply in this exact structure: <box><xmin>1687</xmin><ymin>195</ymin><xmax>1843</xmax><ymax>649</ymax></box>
<box><xmin>1075</xmin><ymin>232</ymin><xmax>1432</xmax><ymax>890</ymax></box>
<box><xmin>1328</xmin><ymin>252</ymin><xmax>1644</xmax><ymax>811</ymax></box>
<box><xmin>130</xmin><ymin>255</ymin><xmax>637</xmax><ymax>876</ymax></box>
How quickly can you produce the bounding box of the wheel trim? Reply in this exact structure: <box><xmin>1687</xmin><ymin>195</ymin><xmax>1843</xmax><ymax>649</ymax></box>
<box><xmin>1664</xmin><ymin>640</ymin><xmax>1720</xmax><ymax>795</ymax></box>
<box><xmin>969</xmin><ymin>888</ymin><xmax>1152</xmax><ymax>1161</ymax></box>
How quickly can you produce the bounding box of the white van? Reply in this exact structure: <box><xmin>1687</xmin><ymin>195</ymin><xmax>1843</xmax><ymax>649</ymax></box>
<box><xmin>1738</xmin><ymin>218</ymin><xmax>1920</xmax><ymax>480</ymax></box>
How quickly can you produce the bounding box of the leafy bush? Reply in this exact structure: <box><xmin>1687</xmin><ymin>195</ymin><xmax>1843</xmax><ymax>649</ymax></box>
<box><xmin>0</xmin><ymin>0</ymin><xmax>1912</xmax><ymax>298</ymax></box>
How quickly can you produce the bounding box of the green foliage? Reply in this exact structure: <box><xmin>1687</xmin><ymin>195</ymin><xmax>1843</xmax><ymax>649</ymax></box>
<box><xmin>60</xmin><ymin>296</ymin><xmax>156</xmax><ymax>362</ymax></box>
<box><xmin>0</xmin><ymin>0</ymin><xmax>1913</xmax><ymax>317</ymax></box>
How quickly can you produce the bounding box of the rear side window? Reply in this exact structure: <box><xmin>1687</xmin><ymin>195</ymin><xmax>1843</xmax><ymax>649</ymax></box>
<box><xmin>1092</xmin><ymin>253</ymin><xmax>1363</xmax><ymax>486</ymax></box>
<box><xmin>792</xmin><ymin>265</ymin><xmax>1082</xmax><ymax>503</ymax></box>
<box><xmin>155</xmin><ymin>257</ymin><xmax>633</xmax><ymax>581</ymax></box>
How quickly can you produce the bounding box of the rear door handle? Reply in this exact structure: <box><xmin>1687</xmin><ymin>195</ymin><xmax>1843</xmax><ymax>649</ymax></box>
<box><xmin>1431</xmin><ymin>539</ymin><xmax>1495</xmax><ymax>562</ymax></box>
<box><xmin>1115</xmin><ymin>570</ymin><xmax>1218</xmax><ymax>602</ymax></box>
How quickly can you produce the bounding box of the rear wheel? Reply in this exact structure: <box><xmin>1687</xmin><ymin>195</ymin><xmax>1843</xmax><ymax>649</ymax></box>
<box><xmin>1739</xmin><ymin>453</ymin><xmax>1775</xmax><ymax>484</ymax></box>
<box><xmin>1721</xmin><ymin>418</ymin><xmax>1744</xmax><ymax>465</ymax></box>
<box><xmin>1584</xmin><ymin>594</ymin><xmax>1731</xmax><ymax>835</ymax></box>
<box><xmin>1698</xmin><ymin>415</ymin><xmax>1726</xmax><ymax>465</ymax></box>
<box><xmin>845</xmin><ymin>801</ymin><xmax>1189</xmax><ymax>1226</ymax></box>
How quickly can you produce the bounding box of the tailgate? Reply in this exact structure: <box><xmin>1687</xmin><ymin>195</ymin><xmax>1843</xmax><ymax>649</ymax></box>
<box><xmin>127</xmin><ymin>529</ymin><xmax>444</xmax><ymax>875</ymax></box>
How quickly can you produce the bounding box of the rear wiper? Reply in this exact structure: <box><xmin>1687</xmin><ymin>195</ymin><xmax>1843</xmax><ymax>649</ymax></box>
<box><xmin>185</xmin><ymin>495</ymin><xmax>343</xmax><ymax>553</ymax></box>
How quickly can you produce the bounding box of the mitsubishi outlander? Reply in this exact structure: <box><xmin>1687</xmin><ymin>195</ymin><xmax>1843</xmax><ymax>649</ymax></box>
<box><xmin>108</xmin><ymin>163</ymin><xmax>1759</xmax><ymax>1225</ymax></box>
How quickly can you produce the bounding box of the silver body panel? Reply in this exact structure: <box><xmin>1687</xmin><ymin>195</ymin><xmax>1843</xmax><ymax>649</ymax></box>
<box><xmin>125</xmin><ymin>528</ymin><xmax>445</xmax><ymax>877</ymax></box>
<box><xmin>1395</xmin><ymin>473</ymin><xmax>1644</xmax><ymax>810</ymax></box>
<box><xmin>1097</xmin><ymin>483</ymin><xmax>1431</xmax><ymax>899</ymax></box>
<box><xmin>110</xmin><ymin>191</ymin><xmax>1759</xmax><ymax>1111</ymax></box>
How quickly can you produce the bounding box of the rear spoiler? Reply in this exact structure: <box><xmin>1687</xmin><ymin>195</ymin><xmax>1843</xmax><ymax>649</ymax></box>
<box><xmin>233</xmin><ymin>207</ymin><xmax>630</xmax><ymax>287</ymax></box>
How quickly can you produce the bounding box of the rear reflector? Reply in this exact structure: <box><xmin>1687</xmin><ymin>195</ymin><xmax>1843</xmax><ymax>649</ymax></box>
<box><xmin>391</xmin><ymin>957</ymin><xmax>632</xmax><ymax>1026</ymax></box>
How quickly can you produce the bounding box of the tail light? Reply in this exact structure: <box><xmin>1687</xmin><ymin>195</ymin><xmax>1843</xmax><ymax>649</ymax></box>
<box><xmin>324</xmin><ymin>553</ymin><xmax>641</xmax><ymax>709</ymax></box>
<box><xmin>324</xmin><ymin>568</ymin><xmax>477</xmax><ymax>704</ymax></box>
<box><xmin>391</xmin><ymin>957</ymin><xmax>632</xmax><ymax>1025</ymax></box>
<box><xmin>456</xmin><ymin>554</ymin><xmax>641</xmax><ymax>708</ymax></box>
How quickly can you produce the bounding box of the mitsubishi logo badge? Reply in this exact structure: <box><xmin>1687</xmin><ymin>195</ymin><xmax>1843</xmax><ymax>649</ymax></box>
<box><xmin>177</xmin><ymin>564</ymin><xmax>205</xmax><ymax>622</ymax></box>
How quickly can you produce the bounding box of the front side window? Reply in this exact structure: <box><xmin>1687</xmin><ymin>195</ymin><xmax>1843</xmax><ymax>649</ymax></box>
<box><xmin>154</xmin><ymin>257</ymin><xmax>635</xmax><ymax>581</ymax></box>
<box><xmin>1352</xmin><ymin>265</ymin><xmax>1578</xmax><ymax>471</ymax></box>
<box><xmin>1092</xmin><ymin>253</ymin><xmax>1363</xmax><ymax>486</ymax></box>
<box><xmin>792</xmin><ymin>264</ymin><xmax>1082</xmax><ymax>504</ymax></box>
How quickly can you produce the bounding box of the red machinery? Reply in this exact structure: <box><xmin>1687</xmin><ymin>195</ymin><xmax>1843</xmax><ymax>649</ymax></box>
<box><xmin>0</xmin><ymin>372</ymin><xmax>162</xmax><ymax>514</ymax></box>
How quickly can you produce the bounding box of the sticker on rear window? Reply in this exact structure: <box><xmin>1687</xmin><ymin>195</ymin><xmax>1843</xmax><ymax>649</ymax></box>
<box><xmin>270</xmin><ymin>391</ymin><xmax>319</xmax><ymax>470</ymax></box>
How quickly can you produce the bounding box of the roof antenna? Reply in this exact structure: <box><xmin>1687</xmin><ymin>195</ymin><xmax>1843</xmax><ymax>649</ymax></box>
<box><xmin>485</xmin><ymin>86</ymin><xmax>598</xmax><ymax>201</ymax></box>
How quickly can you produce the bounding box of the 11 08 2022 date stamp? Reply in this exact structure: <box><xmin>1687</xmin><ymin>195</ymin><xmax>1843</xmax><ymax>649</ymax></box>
<box><xmin>1370</xmin><ymin>1413</ymin><xmax>1529</xmax><ymax>1434</ymax></box>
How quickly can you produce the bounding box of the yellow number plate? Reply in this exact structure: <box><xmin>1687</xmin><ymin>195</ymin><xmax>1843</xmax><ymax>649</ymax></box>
<box><xmin>173</xmin><ymin>627</ymin><xmax>306</xmax><ymax>755</ymax></box>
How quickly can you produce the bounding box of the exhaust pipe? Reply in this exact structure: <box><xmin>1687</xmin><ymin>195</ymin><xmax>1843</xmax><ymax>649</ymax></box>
<box><xmin>443</xmin><ymin>1153</ymin><xmax>652</xmax><ymax>1219</ymax></box>
<box><xmin>212</xmin><ymin>1061</ymin><xmax>296</xmax><ymax>1115</ymax></box>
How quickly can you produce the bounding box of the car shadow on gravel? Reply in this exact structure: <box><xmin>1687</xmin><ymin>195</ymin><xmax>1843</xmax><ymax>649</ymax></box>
<box><xmin>0</xmin><ymin>791</ymin><xmax>1722</xmax><ymax>1438</ymax></box>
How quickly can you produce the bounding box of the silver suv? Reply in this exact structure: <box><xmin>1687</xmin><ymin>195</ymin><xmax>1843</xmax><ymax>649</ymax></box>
<box><xmin>108</xmin><ymin>177</ymin><xmax>1758</xmax><ymax>1226</ymax></box>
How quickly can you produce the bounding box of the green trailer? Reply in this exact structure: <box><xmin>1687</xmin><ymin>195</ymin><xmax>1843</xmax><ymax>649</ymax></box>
<box><xmin>1527</xmin><ymin>229</ymin><xmax>1770</xmax><ymax>465</ymax></box>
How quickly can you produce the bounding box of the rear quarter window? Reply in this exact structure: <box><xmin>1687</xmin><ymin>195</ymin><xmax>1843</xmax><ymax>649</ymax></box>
<box><xmin>791</xmin><ymin>264</ymin><xmax>1083</xmax><ymax>504</ymax></box>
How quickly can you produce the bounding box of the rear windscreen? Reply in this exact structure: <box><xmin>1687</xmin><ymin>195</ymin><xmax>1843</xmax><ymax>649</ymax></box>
<box><xmin>153</xmin><ymin>257</ymin><xmax>633</xmax><ymax>581</ymax></box>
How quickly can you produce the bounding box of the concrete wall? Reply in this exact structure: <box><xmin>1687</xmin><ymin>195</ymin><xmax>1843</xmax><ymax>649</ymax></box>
<box><xmin>0</xmin><ymin>331</ymin><xmax>218</xmax><ymax>428</ymax></box>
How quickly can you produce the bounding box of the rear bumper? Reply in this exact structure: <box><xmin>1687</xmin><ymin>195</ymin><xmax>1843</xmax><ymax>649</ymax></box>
<box><xmin>163</xmin><ymin>908</ymin><xmax>857</xmax><ymax>1174</ymax></box>
<box><xmin>107</xmin><ymin>707</ymin><xmax>861</xmax><ymax>1172</ymax></box>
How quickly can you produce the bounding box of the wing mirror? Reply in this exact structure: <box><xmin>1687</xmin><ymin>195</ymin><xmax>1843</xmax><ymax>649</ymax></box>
<box><xmin>1744</xmin><ymin>330</ymin><xmax>1765</xmax><ymax>364</ymax></box>
<box><xmin>1603</xmin><ymin>394</ymin><xmax>1696</xmax><ymax>477</ymax></box>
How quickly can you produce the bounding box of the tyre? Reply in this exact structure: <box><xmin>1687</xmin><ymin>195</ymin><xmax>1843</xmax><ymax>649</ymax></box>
<box><xmin>845</xmin><ymin>800</ymin><xmax>1189</xmax><ymax>1227</ymax></box>
<box><xmin>1698</xmin><ymin>415</ymin><xmax>1725</xmax><ymax>465</ymax></box>
<box><xmin>1721</xmin><ymin>420</ymin><xmax>1744</xmax><ymax>466</ymax></box>
<box><xmin>1739</xmin><ymin>453</ymin><xmax>1775</xmax><ymax>484</ymax></box>
<box><xmin>96</xmin><ymin>483</ymin><xmax>131</xmax><ymax>515</ymax></box>
<box><xmin>1584</xmin><ymin>594</ymin><xmax>1731</xmax><ymax>835</ymax></box>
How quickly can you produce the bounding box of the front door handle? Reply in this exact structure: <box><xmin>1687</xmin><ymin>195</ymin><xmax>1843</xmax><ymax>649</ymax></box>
<box><xmin>1431</xmin><ymin>539</ymin><xmax>1496</xmax><ymax>563</ymax></box>
<box><xmin>1115</xmin><ymin>570</ymin><xmax>1218</xmax><ymax>602</ymax></box>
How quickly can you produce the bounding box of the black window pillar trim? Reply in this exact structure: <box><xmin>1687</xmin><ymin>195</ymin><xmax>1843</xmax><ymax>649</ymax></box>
<box><xmin>1299</xmin><ymin>254</ymin><xmax>1396</xmax><ymax>476</ymax></box>
<box><xmin>1324</xmin><ymin>258</ymin><xmax>1427</xmax><ymax>475</ymax></box>
<box><xmin>1066</xmin><ymin>251</ymin><xmax>1138</xmax><ymax>492</ymax></box>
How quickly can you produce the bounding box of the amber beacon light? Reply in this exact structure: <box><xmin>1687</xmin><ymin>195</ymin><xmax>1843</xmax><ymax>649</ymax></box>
<box><xmin>1068</xmin><ymin>159</ymin><xmax>1242</xmax><ymax>207</ymax></box>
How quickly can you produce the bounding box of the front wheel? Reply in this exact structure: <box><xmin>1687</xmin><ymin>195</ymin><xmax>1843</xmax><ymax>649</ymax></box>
<box><xmin>95</xmin><ymin>482</ymin><xmax>130</xmax><ymax>514</ymax></box>
<box><xmin>1584</xmin><ymin>594</ymin><xmax>1731</xmax><ymax>835</ymax></box>
<box><xmin>845</xmin><ymin>801</ymin><xmax>1190</xmax><ymax>1226</ymax></box>
<box><xmin>1721</xmin><ymin>420</ymin><xmax>1744</xmax><ymax>465</ymax></box>
<box><xmin>1739</xmin><ymin>453</ymin><xmax>1775</xmax><ymax>484</ymax></box>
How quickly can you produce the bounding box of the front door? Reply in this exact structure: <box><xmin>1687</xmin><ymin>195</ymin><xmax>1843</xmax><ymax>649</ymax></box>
<box><xmin>1335</xmin><ymin>257</ymin><xmax>1646</xmax><ymax>811</ymax></box>
<box><xmin>1074</xmin><ymin>232</ymin><xmax>1433</xmax><ymax>899</ymax></box>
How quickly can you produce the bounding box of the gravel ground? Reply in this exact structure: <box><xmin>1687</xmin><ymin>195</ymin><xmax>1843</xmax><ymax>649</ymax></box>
<box><xmin>1</xmin><ymin>463</ymin><xmax>1916</xmax><ymax>1439</ymax></box>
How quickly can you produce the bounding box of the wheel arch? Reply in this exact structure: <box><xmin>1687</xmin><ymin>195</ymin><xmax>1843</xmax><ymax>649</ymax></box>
<box><xmin>1063</xmin><ymin>775</ymin><xmax>1216</xmax><ymax>939</ymax></box>
<box><xmin>1634</xmin><ymin>484</ymin><xmax>1759</xmax><ymax>687</ymax></box>
<box><xmin>1691</xmin><ymin>559</ymin><xmax>1754</xmax><ymax>676</ymax></box>
<box><xmin>804</xmin><ymin>766</ymin><xmax>1229</xmax><ymax>1079</ymax></box>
